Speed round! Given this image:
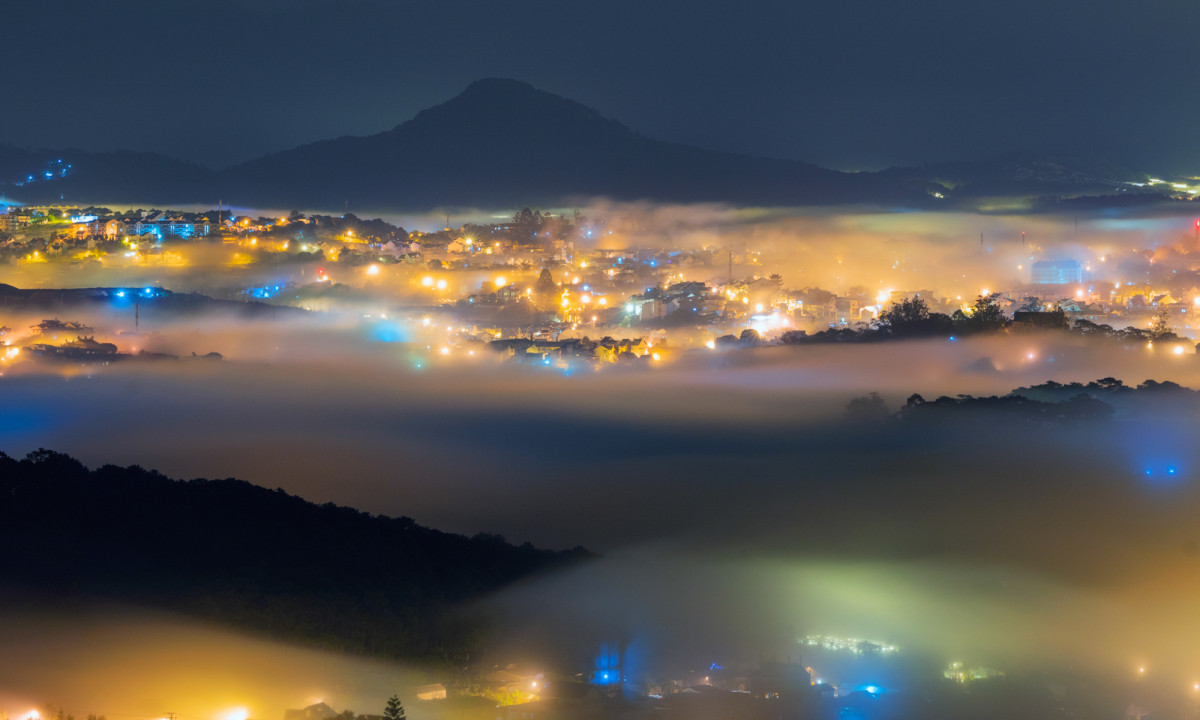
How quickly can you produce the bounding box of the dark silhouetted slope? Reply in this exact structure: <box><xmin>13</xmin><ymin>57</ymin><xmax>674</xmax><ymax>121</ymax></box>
<box><xmin>0</xmin><ymin>144</ymin><xmax>215</xmax><ymax>204</ymax></box>
<box><xmin>0</xmin><ymin>449</ymin><xmax>592</xmax><ymax>659</ymax></box>
<box><xmin>219</xmin><ymin>78</ymin><xmax>915</xmax><ymax>210</ymax></box>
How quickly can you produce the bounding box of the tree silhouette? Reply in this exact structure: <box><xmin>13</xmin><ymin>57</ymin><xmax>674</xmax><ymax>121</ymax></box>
<box><xmin>959</xmin><ymin>294</ymin><xmax>1008</xmax><ymax>333</ymax></box>
<box><xmin>383</xmin><ymin>696</ymin><xmax>405</xmax><ymax>720</ymax></box>
<box><xmin>534</xmin><ymin>268</ymin><xmax>556</xmax><ymax>298</ymax></box>
<box><xmin>876</xmin><ymin>296</ymin><xmax>952</xmax><ymax>337</ymax></box>
<box><xmin>1149</xmin><ymin>307</ymin><xmax>1178</xmax><ymax>342</ymax></box>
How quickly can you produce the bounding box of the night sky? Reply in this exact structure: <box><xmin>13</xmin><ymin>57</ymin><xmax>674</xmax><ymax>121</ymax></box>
<box><xmin>6</xmin><ymin>0</ymin><xmax>1198</xmax><ymax>173</ymax></box>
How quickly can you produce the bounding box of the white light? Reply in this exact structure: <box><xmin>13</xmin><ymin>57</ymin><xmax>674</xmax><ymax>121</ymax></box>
<box><xmin>436</xmin><ymin>279</ymin><xmax>448</xmax><ymax>290</ymax></box>
<box><xmin>366</xmin><ymin>264</ymin><xmax>380</xmax><ymax>276</ymax></box>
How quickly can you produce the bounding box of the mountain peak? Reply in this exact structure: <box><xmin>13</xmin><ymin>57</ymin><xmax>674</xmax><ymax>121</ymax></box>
<box><xmin>460</xmin><ymin>77</ymin><xmax>542</xmax><ymax>97</ymax></box>
<box><xmin>421</xmin><ymin>77</ymin><xmax>628</xmax><ymax>132</ymax></box>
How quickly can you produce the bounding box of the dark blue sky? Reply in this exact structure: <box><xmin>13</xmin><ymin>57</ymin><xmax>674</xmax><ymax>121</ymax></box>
<box><xmin>6</xmin><ymin>0</ymin><xmax>1197</xmax><ymax>172</ymax></box>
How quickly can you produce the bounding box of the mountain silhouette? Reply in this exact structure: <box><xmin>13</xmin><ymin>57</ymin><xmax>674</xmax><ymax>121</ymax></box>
<box><xmin>0</xmin><ymin>79</ymin><xmax>1153</xmax><ymax>212</ymax></box>
<box><xmin>217</xmin><ymin>78</ymin><xmax>913</xmax><ymax>210</ymax></box>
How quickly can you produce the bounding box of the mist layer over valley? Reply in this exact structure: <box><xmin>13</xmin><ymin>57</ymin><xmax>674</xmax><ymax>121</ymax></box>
<box><xmin>5</xmin><ymin>204</ymin><xmax>1200</xmax><ymax>719</ymax></box>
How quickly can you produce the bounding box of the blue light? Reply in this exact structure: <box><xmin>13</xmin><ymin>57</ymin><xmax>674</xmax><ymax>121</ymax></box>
<box><xmin>115</xmin><ymin>291</ymin><xmax>125</xmax><ymax>298</ymax></box>
<box><xmin>948</xmin><ymin>335</ymin><xmax>956</xmax><ymax>342</ymax></box>
<box><xmin>865</xmin><ymin>686</ymin><xmax>880</xmax><ymax>694</ymax></box>
<box><xmin>1168</xmin><ymin>466</ymin><xmax>1178</xmax><ymax>475</ymax></box>
<box><xmin>1145</xmin><ymin>469</ymin><xmax>1153</xmax><ymax>476</ymax></box>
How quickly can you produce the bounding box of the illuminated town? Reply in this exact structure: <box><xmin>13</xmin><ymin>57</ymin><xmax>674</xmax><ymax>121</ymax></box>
<box><xmin>3</xmin><ymin>203</ymin><xmax>1200</xmax><ymax>373</ymax></box>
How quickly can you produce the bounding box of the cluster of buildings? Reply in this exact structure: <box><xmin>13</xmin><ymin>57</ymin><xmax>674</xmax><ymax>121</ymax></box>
<box><xmin>7</xmin><ymin>204</ymin><xmax>1200</xmax><ymax>344</ymax></box>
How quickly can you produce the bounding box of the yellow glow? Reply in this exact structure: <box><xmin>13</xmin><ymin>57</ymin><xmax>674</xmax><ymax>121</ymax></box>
<box><xmin>421</xmin><ymin>276</ymin><xmax>434</xmax><ymax>287</ymax></box>
<box><xmin>222</xmin><ymin>708</ymin><xmax>249</xmax><ymax>720</ymax></box>
<box><xmin>436</xmin><ymin>279</ymin><xmax>448</xmax><ymax>290</ymax></box>
<box><xmin>705</xmin><ymin>339</ymin><xmax>716</xmax><ymax>349</ymax></box>
<box><xmin>598</xmin><ymin>297</ymin><xmax>608</xmax><ymax>306</ymax></box>
<box><xmin>981</xmin><ymin>288</ymin><xmax>990</xmax><ymax>297</ymax></box>
<box><xmin>1174</xmin><ymin>345</ymin><xmax>1186</xmax><ymax>355</ymax></box>
<box><xmin>495</xmin><ymin>276</ymin><xmax>507</xmax><ymax>288</ymax></box>
<box><xmin>652</xmin><ymin>352</ymin><xmax>661</xmax><ymax>361</ymax></box>
<box><xmin>581</xmin><ymin>294</ymin><xmax>591</xmax><ymax>304</ymax></box>
<box><xmin>876</xmin><ymin>289</ymin><xmax>892</xmax><ymax>305</ymax></box>
<box><xmin>439</xmin><ymin>347</ymin><xmax>450</xmax><ymax>355</ymax></box>
<box><xmin>366</xmin><ymin>264</ymin><xmax>380</xmax><ymax>276</ymax></box>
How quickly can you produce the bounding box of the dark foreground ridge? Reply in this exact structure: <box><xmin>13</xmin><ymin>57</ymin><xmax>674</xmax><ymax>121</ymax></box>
<box><xmin>0</xmin><ymin>450</ymin><xmax>593</xmax><ymax>660</ymax></box>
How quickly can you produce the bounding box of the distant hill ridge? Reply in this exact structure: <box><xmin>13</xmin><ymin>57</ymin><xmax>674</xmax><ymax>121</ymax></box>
<box><xmin>0</xmin><ymin>449</ymin><xmax>593</xmax><ymax>659</ymax></box>
<box><xmin>0</xmin><ymin>78</ymin><xmax>1148</xmax><ymax>211</ymax></box>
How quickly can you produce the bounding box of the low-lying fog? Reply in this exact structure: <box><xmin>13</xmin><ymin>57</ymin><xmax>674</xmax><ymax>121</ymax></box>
<box><xmin>5</xmin><ymin>204</ymin><xmax>1200</xmax><ymax>716</ymax></box>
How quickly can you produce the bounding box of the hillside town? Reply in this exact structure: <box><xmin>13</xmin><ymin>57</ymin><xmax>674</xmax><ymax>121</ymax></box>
<box><xmin>2</xmin><ymin>204</ymin><xmax>1200</xmax><ymax>369</ymax></box>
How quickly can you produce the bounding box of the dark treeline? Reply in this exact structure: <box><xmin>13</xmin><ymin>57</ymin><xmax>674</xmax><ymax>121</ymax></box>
<box><xmin>775</xmin><ymin>295</ymin><xmax>1186</xmax><ymax>346</ymax></box>
<box><xmin>0</xmin><ymin>450</ymin><xmax>593</xmax><ymax>661</ymax></box>
<box><xmin>846</xmin><ymin>377</ymin><xmax>1200</xmax><ymax>427</ymax></box>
